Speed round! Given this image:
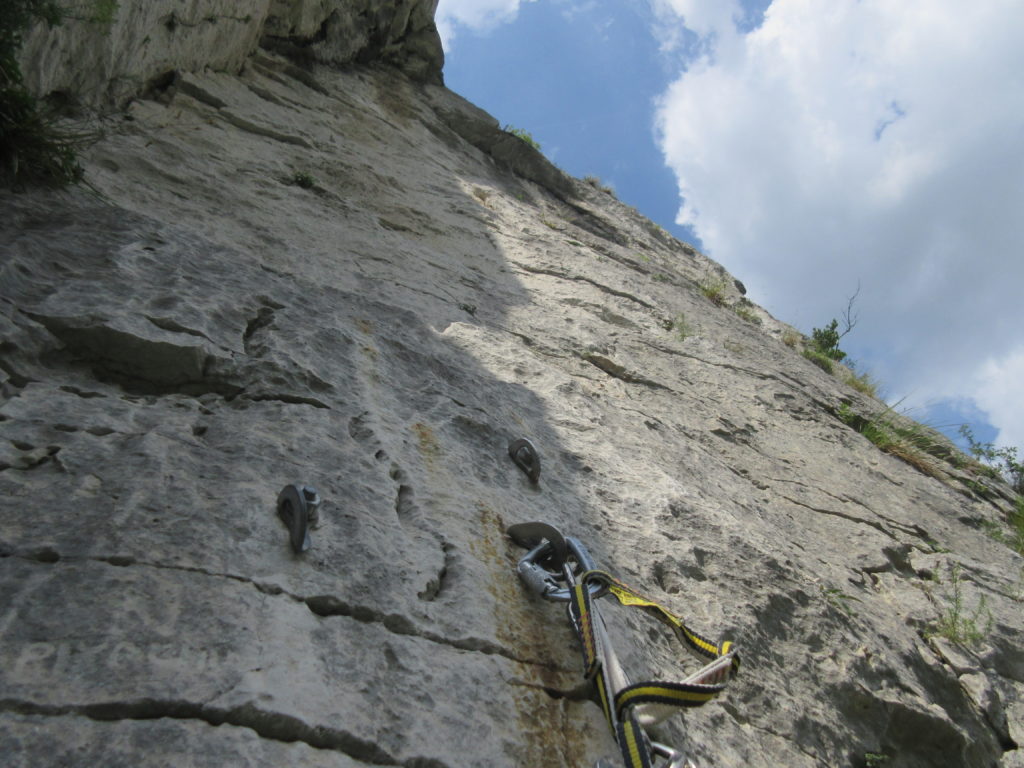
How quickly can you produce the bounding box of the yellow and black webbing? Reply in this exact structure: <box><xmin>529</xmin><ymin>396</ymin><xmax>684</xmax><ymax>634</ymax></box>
<box><xmin>566</xmin><ymin>569</ymin><xmax>739</xmax><ymax>768</ymax></box>
<box><xmin>568</xmin><ymin>580</ymin><xmax>601</xmax><ymax>678</ymax></box>
<box><xmin>583</xmin><ymin>569</ymin><xmax>740</xmax><ymax>675</ymax></box>
<box><xmin>616</xmin><ymin>712</ymin><xmax>654</xmax><ymax>768</ymax></box>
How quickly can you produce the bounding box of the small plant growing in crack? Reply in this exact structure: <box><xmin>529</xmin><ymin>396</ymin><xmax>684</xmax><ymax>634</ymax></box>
<box><xmin>669</xmin><ymin>313</ymin><xmax>692</xmax><ymax>341</ymax></box>
<box><xmin>699</xmin><ymin>275</ymin><xmax>729</xmax><ymax>306</ymax></box>
<box><xmin>503</xmin><ymin>124</ymin><xmax>541</xmax><ymax>151</ymax></box>
<box><xmin>821</xmin><ymin>585</ymin><xmax>860</xmax><ymax>616</ymax></box>
<box><xmin>864</xmin><ymin>753</ymin><xmax>889</xmax><ymax>767</ymax></box>
<box><xmin>289</xmin><ymin>171</ymin><xmax>317</xmax><ymax>189</ymax></box>
<box><xmin>929</xmin><ymin>563</ymin><xmax>992</xmax><ymax>646</ymax></box>
<box><xmin>733</xmin><ymin>303</ymin><xmax>762</xmax><ymax>325</ymax></box>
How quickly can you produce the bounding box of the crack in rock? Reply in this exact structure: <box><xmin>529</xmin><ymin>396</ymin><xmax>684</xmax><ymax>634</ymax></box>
<box><xmin>241</xmin><ymin>393</ymin><xmax>330</xmax><ymax>409</ymax></box>
<box><xmin>511</xmin><ymin>262</ymin><xmax>657</xmax><ymax>310</ymax></box>
<box><xmin>582</xmin><ymin>352</ymin><xmax>670</xmax><ymax>391</ymax></box>
<box><xmin>508</xmin><ymin>678</ymin><xmax>594</xmax><ymax>703</ymax></box>
<box><xmin>3</xmin><ymin>549</ymin><xmax>548</xmax><ymax>669</ymax></box>
<box><xmin>781</xmin><ymin>495</ymin><xmax>900</xmax><ymax>540</ymax></box>
<box><xmin>144</xmin><ymin>315</ymin><xmax>213</xmax><ymax>342</ymax></box>
<box><xmin>642</xmin><ymin>340</ymin><xmax>783</xmax><ymax>383</ymax></box>
<box><xmin>0</xmin><ymin>697</ymin><xmax>405</xmax><ymax>765</ymax></box>
<box><xmin>303</xmin><ymin>593</ymin><xmax>554</xmax><ymax>668</ymax></box>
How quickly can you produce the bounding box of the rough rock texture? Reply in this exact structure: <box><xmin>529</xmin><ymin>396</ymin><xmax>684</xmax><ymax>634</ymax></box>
<box><xmin>2</xmin><ymin>3</ymin><xmax>1023</xmax><ymax>767</ymax></box>
<box><xmin>18</xmin><ymin>0</ymin><xmax>442</xmax><ymax>107</ymax></box>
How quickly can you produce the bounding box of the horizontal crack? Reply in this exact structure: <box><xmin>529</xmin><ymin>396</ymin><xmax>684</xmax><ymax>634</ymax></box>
<box><xmin>641</xmin><ymin>340</ymin><xmax>779</xmax><ymax>382</ymax></box>
<box><xmin>0</xmin><ymin>697</ymin><xmax>400</xmax><ymax>765</ymax></box>
<box><xmin>582</xmin><ymin>353</ymin><xmax>671</xmax><ymax>391</ymax></box>
<box><xmin>304</xmin><ymin>594</ymin><xmax>559</xmax><ymax>668</ymax></box>
<box><xmin>774</xmin><ymin>480</ymin><xmax>935</xmax><ymax>544</ymax></box>
<box><xmin>145</xmin><ymin>316</ymin><xmax>213</xmax><ymax>342</ymax></box>
<box><xmin>3</xmin><ymin>550</ymin><xmax>551</xmax><ymax>669</ymax></box>
<box><xmin>781</xmin><ymin>495</ymin><xmax>899</xmax><ymax>540</ymax></box>
<box><xmin>508</xmin><ymin>678</ymin><xmax>594</xmax><ymax>703</ymax></box>
<box><xmin>241</xmin><ymin>393</ymin><xmax>330</xmax><ymax>409</ymax></box>
<box><xmin>511</xmin><ymin>262</ymin><xmax>657</xmax><ymax>310</ymax></box>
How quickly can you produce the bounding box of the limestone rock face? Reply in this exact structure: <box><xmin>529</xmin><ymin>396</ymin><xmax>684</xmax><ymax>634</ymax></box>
<box><xmin>3</xmin><ymin>3</ymin><xmax>1023</xmax><ymax>767</ymax></box>
<box><xmin>18</xmin><ymin>0</ymin><xmax>442</xmax><ymax>107</ymax></box>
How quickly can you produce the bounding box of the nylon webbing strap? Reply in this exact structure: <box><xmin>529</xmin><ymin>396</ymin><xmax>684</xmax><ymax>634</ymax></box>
<box><xmin>566</xmin><ymin>569</ymin><xmax>739</xmax><ymax>767</ymax></box>
<box><xmin>616</xmin><ymin>711</ymin><xmax>653</xmax><ymax>768</ymax></box>
<box><xmin>614</xmin><ymin>677</ymin><xmax>725</xmax><ymax>715</ymax></box>
<box><xmin>571</xmin><ymin>582</ymin><xmax>653</xmax><ymax>767</ymax></box>
<box><xmin>568</xmin><ymin>582</ymin><xmax>600</xmax><ymax>678</ymax></box>
<box><xmin>593</xmin><ymin>668</ymin><xmax>615</xmax><ymax>729</ymax></box>
<box><xmin>583</xmin><ymin>570</ymin><xmax>740</xmax><ymax>674</ymax></box>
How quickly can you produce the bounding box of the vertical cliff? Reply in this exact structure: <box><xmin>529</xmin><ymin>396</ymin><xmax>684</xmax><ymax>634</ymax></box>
<box><xmin>2</xmin><ymin>3</ymin><xmax>1021</xmax><ymax>767</ymax></box>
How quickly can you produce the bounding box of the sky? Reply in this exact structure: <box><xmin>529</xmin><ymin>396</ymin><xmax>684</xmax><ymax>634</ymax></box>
<box><xmin>436</xmin><ymin>0</ymin><xmax>1024</xmax><ymax>453</ymax></box>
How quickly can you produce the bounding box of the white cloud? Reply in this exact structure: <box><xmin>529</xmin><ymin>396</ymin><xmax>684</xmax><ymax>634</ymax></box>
<box><xmin>435</xmin><ymin>0</ymin><xmax>536</xmax><ymax>51</ymax></box>
<box><xmin>655</xmin><ymin>0</ymin><xmax>1024</xmax><ymax>446</ymax></box>
<box><xmin>975</xmin><ymin>347</ymin><xmax>1024</xmax><ymax>451</ymax></box>
<box><xmin>653</xmin><ymin>0</ymin><xmax>740</xmax><ymax>40</ymax></box>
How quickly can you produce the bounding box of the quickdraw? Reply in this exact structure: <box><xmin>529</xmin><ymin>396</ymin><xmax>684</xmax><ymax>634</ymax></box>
<box><xmin>508</xmin><ymin>522</ymin><xmax>739</xmax><ymax>768</ymax></box>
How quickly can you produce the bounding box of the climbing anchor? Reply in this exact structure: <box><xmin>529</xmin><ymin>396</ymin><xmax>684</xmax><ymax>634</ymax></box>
<box><xmin>509</xmin><ymin>521</ymin><xmax>739</xmax><ymax>768</ymax></box>
<box><xmin>508</xmin><ymin>437</ymin><xmax>541</xmax><ymax>483</ymax></box>
<box><xmin>277</xmin><ymin>484</ymin><xmax>320</xmax><ymax>554</ymax></box>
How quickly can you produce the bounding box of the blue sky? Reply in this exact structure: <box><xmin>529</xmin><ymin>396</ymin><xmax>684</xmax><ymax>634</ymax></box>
<box><xmin>437</xmin><ymin>0</ymin><xmax>1023</xmax><ymax>453</ymax></box>
<box><xmin>441</xmin><ymin>2</ymin><xmax>692</xmax><ymax>241</ymax></box>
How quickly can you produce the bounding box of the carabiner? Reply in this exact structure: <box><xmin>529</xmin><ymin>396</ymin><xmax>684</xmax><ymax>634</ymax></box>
<box><xmin>651</xmin><ymin>742</ymin><xmax>696</xmax><ymax>768</ymax></box>
<box><xmin>511</xmin><ymin>526</ymin><xmax>607</xmax><ymax>602</ymax></box>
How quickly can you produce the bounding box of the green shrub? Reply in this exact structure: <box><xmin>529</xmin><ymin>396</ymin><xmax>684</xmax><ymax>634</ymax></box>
<box><xmin>959</xmin><ymin>425</ymin><xmax>1024</xmax><ymax>494</ymax></box>
<box><xmin>810</xmin><ymin>318</ymin><xmax>847</xmax><ymax>361</ymax></box>
<box><xmin>1</xmin><ymin>1</ymin><xmax>86</xmax><ymax>187</ymax></box>
<box><xmin>503</xmin><ymin>124</ymin><xmax>540</xmax><ymax>151</ymax></box>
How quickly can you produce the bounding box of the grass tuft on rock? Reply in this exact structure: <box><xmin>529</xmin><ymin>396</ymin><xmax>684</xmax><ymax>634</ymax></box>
<box><xmin>699</xmin><ymin>276</ymin><xmax>729</xmax><ymax>306</ymax></box>
<box><xmin>837</xmin><ymin>402</ymin><xmax>948</xmax><ymax>480</ymax></box>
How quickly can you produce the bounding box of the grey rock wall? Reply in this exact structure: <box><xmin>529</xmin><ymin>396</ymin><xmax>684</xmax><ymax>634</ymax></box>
<box><xmin>18</xmin><ymin>0</ymin><xmax>442</xmax><ymax>107</ymax></box>
<box><xmin>2</xmin><ymin>3</ymin><xmax>1022</xmax><ymax>767</ymax></box>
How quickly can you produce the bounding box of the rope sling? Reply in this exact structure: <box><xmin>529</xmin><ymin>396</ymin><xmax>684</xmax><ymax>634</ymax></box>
<box><xmin>509</xmin><ymin>522</ymin><xmax>739</xmax><ymax>768</ymax></box>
